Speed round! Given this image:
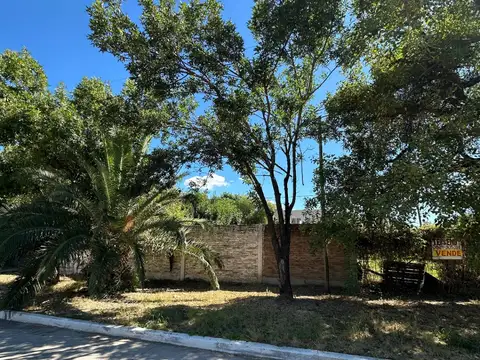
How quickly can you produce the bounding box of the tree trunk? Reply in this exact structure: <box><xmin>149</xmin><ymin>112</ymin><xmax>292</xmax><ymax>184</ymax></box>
<box><xmin>324</xmin><ymin>244</ymin><xmax>330</xmax><ymax>293</ymax></box>
<box><xmin>251</xmin><ymin>175</ymin><xmax>294</xmax><ymax>300</ymax></box>
<box><xmin>416</xmin><ymin>205</ymin><xmax>423</xmax><ymax>227</ymax></box>
<box><xmin>276</xmin><ymin>228</ymin><xmax>293</xmax><ymax>299</ymax></box>
<box><xmin>278</xmin><ymin>251</ymin><xmax>293</xmax><ymax>298</ymax></box>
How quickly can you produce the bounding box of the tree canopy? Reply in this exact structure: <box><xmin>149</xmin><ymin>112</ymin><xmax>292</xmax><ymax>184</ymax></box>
<box><xmin>88</xmin><ymin>0</ymin><xmax>350</xmax><ymax>298</ymax></box>
<box><xmin>184</xmin><ymin>191</ymin><xmax>269</xmax><ymax>225</ymax></box>
<box><xmin>321</xmin><ymin>0</ymin><xmax>480</xmax><ymax>226</ymax></box>
<box><xmin>0</xmin><ymin>49</ymin><xmax>187</xmax><ymax>203</ymax></box>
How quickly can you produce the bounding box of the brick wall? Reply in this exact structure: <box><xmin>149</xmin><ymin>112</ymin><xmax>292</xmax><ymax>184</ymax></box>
<box><xmin>262</xmin><ymin>225</ymin><xmax>347</xmax><ymax>286</ymax></box>
<box><xmin>142</xmin><ymin>224</ymin><xmax>347</xmax><ymax>286</ymax></box>
<box><xmin>184</xmin><ymin>225</ymin><xmax>263</xmax><ymax>283</ymax></box>
<box><xmin>145</xmin><ymin>225</ymin><xmax>263</xmax><ymax>283</ymax></box>
<box><xmin>145</xmin><ymin>253</ymin><xmax>182</xmax><ymax>280</ymax></box>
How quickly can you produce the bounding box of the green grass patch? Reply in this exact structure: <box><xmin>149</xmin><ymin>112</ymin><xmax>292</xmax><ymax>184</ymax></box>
<box><xmin>440</xmin><ymin>330</ymin><xmax>480</xmax><ymax>353</ymax></box>
<box><xmin>1</xmin><ymin>274</ymin><xmax>480</xmax><ymax>359</ymax></box>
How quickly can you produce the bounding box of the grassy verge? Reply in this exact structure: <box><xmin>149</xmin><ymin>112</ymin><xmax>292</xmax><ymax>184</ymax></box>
<box><xmin>1</xmin><ymin>275</ymin><xmax>479</xmax><ymax>360</ymax></box>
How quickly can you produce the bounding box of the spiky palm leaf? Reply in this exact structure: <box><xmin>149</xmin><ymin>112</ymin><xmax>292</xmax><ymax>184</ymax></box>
<box><xmin>0</xmin><ymin>198</ymin><xmax>91</xmax><ymax>308</ymax></box>
<box><xmin>175</xmin><ymin>227</ymin><xmax>223</xmax><ymax>290</ymax></box>
<box><xmin>0</xmin><ymin>130</ymin><xmax>222</xmax><ymax>308</ymax></box>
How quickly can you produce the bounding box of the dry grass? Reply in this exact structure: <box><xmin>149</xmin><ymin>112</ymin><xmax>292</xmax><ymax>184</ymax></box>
<box><xmin>1</xmin><ymin>274</ymin><xmax>479</xmax><ymax>359</ymax></box>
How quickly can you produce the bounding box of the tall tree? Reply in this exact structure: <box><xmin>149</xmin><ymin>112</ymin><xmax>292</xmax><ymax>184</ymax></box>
<box><xmin>0</xmin><ymin>49</ymin><xmax>186</xmax><ymax>203</ymax></box>
<box><xmin>88</xmin><ymin>0</ymin><xmax>347</xmax><ymax>298</ymax></box>
<box><xmin>325</xmin><ymin>0</ymin><xmax>480</xmax><ymax>224</ymax></box>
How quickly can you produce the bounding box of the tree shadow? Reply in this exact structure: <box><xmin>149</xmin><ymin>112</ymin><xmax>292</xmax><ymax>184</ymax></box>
<box><xmin>143</xmin><ymin>278</ymin><xmax>352</xmax><ymax>296</ymax></box>
<box><xmin>143</xmin><ymin>279</ymin><xmax>280</xmax><ymax>293</ymax></box>
<box><xmin>133</xmin><ymin>295</ymin><xmax>480</xmax><ymax>360</ymax></box>
<box><xmin>9</xmin><ymin>273</ymin><xmax>479</xmax><ymax>360</ymax></box>
<box><xmin>0</xmin><ymin>321</ymin><xmax>238</xmax><ymax>360</ymax></box>
<box><xmin>144</xmin><ymin>278</ymin><xmax>480</xmax><ymax>302</ymax></box>
<box><xmin>15</xmin><ymin>277</ymin><xmax>480</xmax><ymax>360</ymax></box>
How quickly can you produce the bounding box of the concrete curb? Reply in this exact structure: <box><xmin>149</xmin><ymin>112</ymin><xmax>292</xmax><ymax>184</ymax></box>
<box><xmin>0</xmin><ymin>310</ymin><xmax>379</xmax><ymax>360</ymax></box>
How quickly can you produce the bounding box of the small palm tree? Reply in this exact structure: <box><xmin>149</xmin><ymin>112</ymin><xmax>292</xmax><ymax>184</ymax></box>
<box><xmin>0</xmin><ymin>130</ymin><xmax>222</xmax><ymax>309</ymax></box>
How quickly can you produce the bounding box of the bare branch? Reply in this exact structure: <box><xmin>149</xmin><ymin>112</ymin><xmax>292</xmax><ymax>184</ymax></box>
<box><xmin>307</xmin><ymin>64</ymin><xmax>339</xmax><ymax>99</ymax></box>
<box><xmin>275</xmin><ymin>163</ymin><xmax>288</xmax><ymax>174</ymax></box>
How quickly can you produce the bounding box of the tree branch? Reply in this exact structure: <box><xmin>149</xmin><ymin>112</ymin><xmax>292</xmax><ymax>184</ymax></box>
<box><xmin>463</xmin><ymin>75</ymin><xmax>480</xmax><ymax>88</ymax></box>
<box><xmin>307</xmin><ymin>64</ymin><xmax>339</xmax><ymax>99</ymax></box>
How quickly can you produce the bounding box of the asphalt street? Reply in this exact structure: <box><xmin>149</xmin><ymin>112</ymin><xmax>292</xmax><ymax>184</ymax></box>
<box><xmin>0</xmin><ymin>320</ymin><xmax>252</xmax><ymax>360</ymax></box>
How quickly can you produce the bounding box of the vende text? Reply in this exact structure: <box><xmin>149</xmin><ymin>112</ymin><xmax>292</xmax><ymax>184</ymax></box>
<box><xmin>433</xmin><ymin>249</ymin><xmax>463</xmax><ymax>257</ymax></box>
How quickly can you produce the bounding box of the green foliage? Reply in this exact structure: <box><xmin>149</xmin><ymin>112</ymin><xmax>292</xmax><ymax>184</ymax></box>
<box><xmin>305</xmin><ymin>4</ymin><xmax>480</xmax><ymax>295</ymax></box>
<box><xmin>0</xmin><ymin>49</ymin><xmax>187</xmax><ymax>203</ymax></box>
<box><xmin>0</xmin><ymin>131</ymin><xmax>222</xmax><ymax>309</ymax></box>
<box><xmin>356</xmin><ymin>226</ymin><xmax>427</xmax><ymax>263</ymax></box>
<box><xmin>324</xmin><ymin>0</ymin><xmax>480</xmax><ymax>223</ymax></box>
<box><xmin>88</xmin><ymin>0</ymin><xmax>353</xmax><ymax>297</ymax></box>
<box><xmin>447</xmin><ymin>215</ymin><xmax>480</xmax><ymax>274</ymax></box>
<box><xmin>184</xmin><ymin>191</ymin><xmax>268</xmax><ymax>225</ymax></box>
<box><xmin>0</xmin><ymin>49</ymin><xmax>49</xmax><ymax>146</ymax></box>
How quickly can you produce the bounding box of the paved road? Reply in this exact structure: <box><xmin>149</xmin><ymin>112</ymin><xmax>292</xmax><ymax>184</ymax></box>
<box><xmin>0</xmin><ymin>321</ymin><xmax>251</xmax><ymax>360</ymax></box>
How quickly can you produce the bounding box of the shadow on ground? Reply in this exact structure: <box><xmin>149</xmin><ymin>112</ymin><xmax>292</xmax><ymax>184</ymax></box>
<box><xmin>139</xmin><ymin>297</ymin><xmax>480</xmax><ymax>360</ymax></box>
<box><xmin>4</xmin><ymin>275</ymin><xmax>479</xmax><ymax>360</ymax></box>
<box><xmin>31</xmin><ymin>287</ymin><xmax>480</xmax><ymax>360</ymax></box>
<box><xmin>0</xmin><ymin>321</ymin><xmax>240</xmax><ymax>360</ymax></box>
<box><xmin>145</xmin><ymin>278</ymin><xmax>480</xmax><ymax>301</ymax></box>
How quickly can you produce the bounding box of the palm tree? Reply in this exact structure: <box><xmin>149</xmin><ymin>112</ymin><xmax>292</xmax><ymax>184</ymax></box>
<box><xmin>0</xmin><ymin>130</ymin><xmax>222</xmax><ymax>309</ymax></box>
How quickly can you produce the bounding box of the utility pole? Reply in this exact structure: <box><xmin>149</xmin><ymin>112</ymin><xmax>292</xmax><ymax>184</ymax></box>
<box><xmin>318</xmin><ymin>122</ymin><xmax>330</xmax><ymax>293</ymax></box>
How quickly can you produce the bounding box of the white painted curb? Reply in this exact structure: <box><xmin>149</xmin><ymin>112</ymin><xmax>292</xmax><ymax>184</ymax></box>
<box><xmin>0</xmin><ymin>310</ymin><xmax>379</xmax><ymax>360</ymax></box>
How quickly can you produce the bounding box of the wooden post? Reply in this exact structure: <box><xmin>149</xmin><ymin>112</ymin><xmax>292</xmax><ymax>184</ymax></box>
<box><xmin>318</xmin><ymin>124</ymin><xmax>330</xmax><ymax>293</ymax></box>
<box><xmin>180</xmin><ymin>253</ymin><xmax>185</xmax><ymax>281</ymax></box>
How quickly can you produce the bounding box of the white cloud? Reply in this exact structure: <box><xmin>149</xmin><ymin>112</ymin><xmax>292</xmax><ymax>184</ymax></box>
<box><xmin>184</xmin><ymin>173</ymin><xmax>229</xmax><ymax>190</ymax></box>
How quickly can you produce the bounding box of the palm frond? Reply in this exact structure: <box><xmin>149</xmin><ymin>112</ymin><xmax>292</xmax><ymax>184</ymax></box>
<box><xmin>183</xmin><ymin>247</ymin><xmax>221</xmax><ymax>290</ymax></box>
<box><xmin>1</xmin><ymin>226</ymin><xmax>89</xmax><ymax>310</ymax></box>
<box><xmin>49</xmin><ymin>186</ymin><xmax>100</xmax><ymax>221</ymax></box>
<box><xmin>1</xmin><ymin>256</ymin><xmax>45</xmax><ymax>309</ymax></box>
<box><xmin>93</xmin><ymin>157</ymin><xmax>113</xmax><ymax>209</ymax></box>
<box><xmin>176</xmin><ymin>228</ymin><xmax>223</xmax><ymax>290</ymax></box>
<box><xmin>79</xmin><ymin>158</ymin><xmax>110</xmax><ymax>209</ymax></box>
<box><xmin>183</xmin><ymin>238</ymin><xmax>224</xmax><ymax>270</ymax></box>
<box><xmin>0</xmin><ymin>200</ymin><xmax>77</xmax><ymax>267</ymax></box>
<box><xmin>37</xmin><ymin>231</ymin><xmax>90</xmax><ymax>280</ymax></box>
<box><xmin>133</xmin><ymin>217</ymin><xmax>184</xmax><ymax>236</ymax></box>
<box><xmin>130</xmin><ymin>240</ymin><xmax>146</xmax><ymax>289</ymax></box>
<box><xmin>129</xmin><ymin>188</ymin><xmax>181</xmax><ymax>223</ymax></box>
<box><xmin>135</xmin><ymin>134</ymin><xmax>153</xmax><ymax>172</ymax></box>
<box><xmin>0</xmin><ymin>199</ymin><xmax>90</xmax><ymax>308</ymax></box>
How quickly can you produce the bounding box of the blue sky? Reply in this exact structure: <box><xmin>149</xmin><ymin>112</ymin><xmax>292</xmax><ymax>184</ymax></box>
<box><xmin>1</xmin><ymin>0</ymin><xmax>344</xmax><ymax>209</ymax></box>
